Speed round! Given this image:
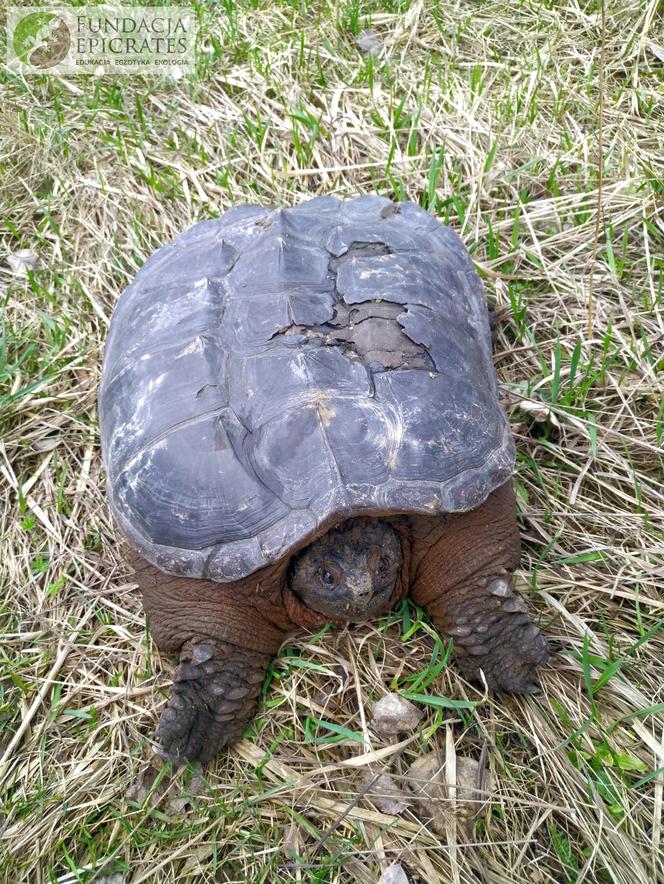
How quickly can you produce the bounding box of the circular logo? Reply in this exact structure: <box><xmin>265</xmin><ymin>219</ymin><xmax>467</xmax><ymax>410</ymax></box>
<box><xmin>13</xmin><ymin>12</ymin><xmax>71</xmax><ymax>69</ymax></box>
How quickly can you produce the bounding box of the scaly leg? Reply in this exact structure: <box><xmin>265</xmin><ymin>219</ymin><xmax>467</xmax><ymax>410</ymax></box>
<box><xmin>131</xmin><ymin>556</ymin><xmax>293</xmax><ymax>763</ymax></box>
<box><xmin>410</xmin><ymin>482</ymin><xmax>549</xmax><ymax>693</ymax></box>
<box><xmin>156</xmin><ymin>638</ymin><xmax>271</xmax><ymax>762</ymax></box>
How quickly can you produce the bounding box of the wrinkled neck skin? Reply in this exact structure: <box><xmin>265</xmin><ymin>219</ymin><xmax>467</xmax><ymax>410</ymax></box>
<box><xmin>286</xmin><ymin>517</ymin><xmax>404</xmax><ymax>624</ymax></box>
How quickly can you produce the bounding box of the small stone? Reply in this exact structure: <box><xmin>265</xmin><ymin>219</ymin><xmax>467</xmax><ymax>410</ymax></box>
<box><xmin>516</xmin><ymin>398</ymin><xmax>561</xmax><ymax>427</ymax></box>
<box><xmin>378</xmin><ymin>863</ymin><xmax>409</xmax><ymax>884</ymax></box>
<box><xmin>168</xmin><ymin>767</ymin><xmax>206</xmax><ymax>813</ymax></box>
<box><xmin>648</xmin><ymin>43</ymin><xmax>664</xmax><ymax>63</ymax></box>
<box><xmin>455</xmin><ymin>757</ymin><xmax>492</xmax><ymax>825</ymax></box>
<box><xmin>7</xmin><ymin>248</ymin><xmax>40</xmax><ymax>276</ymax></box>
<box><xmin>31</xmin><ymin>434</ymin><xmax>61</xmax><ymax>452</ymax></box>
<box><xmin>406</xmin><ymin>752</ymin><xmax>447</xmax><ymax>835</ymax></box>
<box><xmin>362</xmin><ymin>771</ymin><xmax>410</xmax><ymax>815</ymax></box>
<box><xmin>371</xmin><ymin>693</ymin><xmax>423</xmax><ymax>735</ymax></box>
<box><xmin>356</xmin><ymin>29</ymin><xmax>382</xmax><ymax>56</ymax></box>
<box><xmin>405</xmin><ymin>752</ymin><xmax>493</xmax><ymax>835</ymax></box>
<box><xmin>125</xmin><ymin>764</ymin><xmax>165</xmax><ymax>808</ymax></box>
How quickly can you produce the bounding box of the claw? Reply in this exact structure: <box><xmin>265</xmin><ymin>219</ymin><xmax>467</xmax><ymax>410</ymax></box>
<box><xmin>524</xmin><ymin>623</ymin><xmax>542</xmax><ymax>640</ymax></box>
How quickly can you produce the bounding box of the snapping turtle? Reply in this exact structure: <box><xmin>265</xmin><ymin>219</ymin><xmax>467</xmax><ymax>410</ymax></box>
<box><xmin>99</xmin><ymin>195</ymin><xmax>548</xmax><ymax>763</ymax></box>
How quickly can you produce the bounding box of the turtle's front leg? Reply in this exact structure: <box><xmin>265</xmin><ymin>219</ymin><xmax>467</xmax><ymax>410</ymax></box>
<box><xmin>131</xmin><ymin>556</ymin><xmax>293</xmax><ymax>763</ymax></box>
<box><xmin>157</xmin><ymin>640</ymin><xmax>272</xmax><ymax>763</ymax></box>
<box><xmin>422</xmin><ymin>570</ymin><xmax>548</xmax><ymax>693</ymax></box>
<box><xmin>411</xmin><ymin>482</ymin><xmax>549</xmax><ymax>694</ymax></box>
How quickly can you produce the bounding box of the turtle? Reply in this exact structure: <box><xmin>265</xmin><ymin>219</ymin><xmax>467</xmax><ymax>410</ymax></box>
<box><xmin>99</xmin><ymin>194</ymin><xmax>549</xmax><ymax>764</ymax></box>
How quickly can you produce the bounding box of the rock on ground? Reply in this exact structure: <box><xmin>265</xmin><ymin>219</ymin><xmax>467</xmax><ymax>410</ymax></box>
<box><xmin>362</xmin><ymin>770</ymin><xmax>411</xmax><ymax>815</ymax></box>
<box><xmin>371</xmin><ymin>694</ymin><xmax>423</xmax><ymax>735</ymax></box>
<box><xmin>377</xmin><ymin>862</ymin><xmax>409</xmax><ymax>884</ymax></box>
<box><xmin>406</xmin><ymin>751</ymin><xmax>492</xmax><ymax>834</ymax></box>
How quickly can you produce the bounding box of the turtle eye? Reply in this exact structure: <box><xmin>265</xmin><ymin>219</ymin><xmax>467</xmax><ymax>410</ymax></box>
<box><xmin>320</xmin><ymin>568</ymin><xmax>336</xmax><ymax>586</ymax></box>
<box><xmin>377</xmin><ymin>556</ymin><xmax>390</xmax><ymax>575</ymax></box>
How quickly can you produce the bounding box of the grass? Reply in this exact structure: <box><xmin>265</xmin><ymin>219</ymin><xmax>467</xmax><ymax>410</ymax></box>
<box><xmin>1</xmin><ymin>0</ymin><xmax>663</xmax><ymax>881</ymax></box>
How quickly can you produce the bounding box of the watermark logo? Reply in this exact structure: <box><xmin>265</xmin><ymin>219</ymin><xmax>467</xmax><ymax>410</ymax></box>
<box><xmin>12</xmin><ymin>11</ymin><xmax>71</xmax><ymax>69</ymax></box>
<box><xmin>7</xmin><ymin>6</ymin><xmax>196</xmax><ymax>75</ymax></box>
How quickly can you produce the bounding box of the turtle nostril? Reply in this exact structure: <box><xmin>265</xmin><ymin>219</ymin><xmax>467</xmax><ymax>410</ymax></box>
<box><xmin>349</xmin><ymin>581</ymin><xmax>373</xmax><ymax>601</ymax></box>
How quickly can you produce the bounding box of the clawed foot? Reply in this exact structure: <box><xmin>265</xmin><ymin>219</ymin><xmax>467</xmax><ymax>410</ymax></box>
<box><xmin>155</xmin><ymin>640</ymin><xmax>270</xmax><ymax>764</ymax></box>
<box><xmin>456</xmin><ymin>626</ymin><xmax>548</xmax><ymax>694</ymax></box>
<box><xmin>446</xmin><ymin>575</ymin><xmax>549</xmax><ymax>694</ymax></box>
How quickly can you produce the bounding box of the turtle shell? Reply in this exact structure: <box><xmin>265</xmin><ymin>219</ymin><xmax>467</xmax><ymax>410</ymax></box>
<box><xmin>99</xmin><ymin>195</ymin><xmax>515</xmax><ymax>581</ymax></box>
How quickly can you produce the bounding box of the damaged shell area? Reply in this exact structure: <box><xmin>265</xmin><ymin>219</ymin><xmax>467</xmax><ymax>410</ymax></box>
<box><xmin>98</xmin><ymin>195</ymin><xmax>515</xmax><ymax>581</ymax></box>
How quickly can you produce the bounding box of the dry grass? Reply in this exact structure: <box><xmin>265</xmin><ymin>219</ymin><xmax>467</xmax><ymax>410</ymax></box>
<box><xmin>1</xmin><ymin>1</ymin><xmax>663</xmax><ymax>881</ymax></box>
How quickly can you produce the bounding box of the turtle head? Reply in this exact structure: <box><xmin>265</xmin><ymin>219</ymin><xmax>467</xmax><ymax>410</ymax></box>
<box><xmin>287</xmin><ymin>518</ymin><xmax>402</xmax><ymax>622</ymax></box>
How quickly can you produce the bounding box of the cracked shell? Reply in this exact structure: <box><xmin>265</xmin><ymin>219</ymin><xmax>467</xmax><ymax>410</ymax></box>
<box><xmin>98</xmin><ymin>195</ymin><xmax>515</xmax><ymax>581</ymax></box>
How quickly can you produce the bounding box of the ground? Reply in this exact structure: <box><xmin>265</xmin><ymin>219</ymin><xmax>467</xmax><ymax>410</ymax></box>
<box><xmin>1</xmin><ymin>1</ymin><xmax>663</xmax><ymax>882</ymax></box>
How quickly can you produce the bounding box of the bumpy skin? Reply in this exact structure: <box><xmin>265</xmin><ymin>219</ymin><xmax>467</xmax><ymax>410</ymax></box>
<box><xmin>133</xmin><ymin>481</ymin><xmax>547</xmax><ymax>763</ymax></box>
<box><xmin>410</xmin><ymin>482</ymin><xmax>549</xmax><ymax>693</ymax></box>
<box><xmin>133</xmin><ymin>556</ymin><xmax>293</xmax><ymax>763</ymax></box>
<box><xmin>157</xmin><ymin>640</ymin><xmax>271</xmax><ymax>762</ymax></box>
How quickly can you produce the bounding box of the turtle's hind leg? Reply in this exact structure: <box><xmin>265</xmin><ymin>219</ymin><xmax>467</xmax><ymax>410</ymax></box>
<box><xmin>130</xmin><ymin>556</ymin><xmax>293</xmax><ymax>763</ymax></box>
<box><xmin>411</xmin><ymin>481</ymin><xmax>549</xmax><ymax>693</ymax></box>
